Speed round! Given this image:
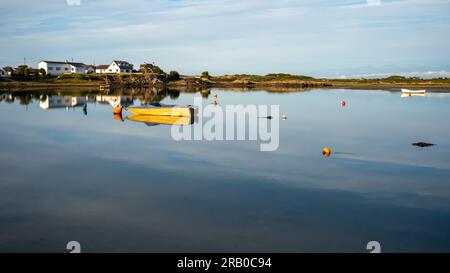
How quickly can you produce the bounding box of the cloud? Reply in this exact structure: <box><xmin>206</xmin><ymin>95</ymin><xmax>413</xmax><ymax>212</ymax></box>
<box><xmin>336</xmin><ymin>70</ymin><xmax>450</xmax><ymax>79</ymax></box>
<box><xmin>0</xmin><ymin>0</ymin><xmax>450</xmax><ymax>75</ymax></box>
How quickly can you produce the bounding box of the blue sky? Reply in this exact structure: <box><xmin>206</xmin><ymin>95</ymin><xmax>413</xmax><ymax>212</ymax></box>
<box><xmin>0</xmin><ymin>0</ymin><xmax>450</xmax><ymax>77</ymax></box>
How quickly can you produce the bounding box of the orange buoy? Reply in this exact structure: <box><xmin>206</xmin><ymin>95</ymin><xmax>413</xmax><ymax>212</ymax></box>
<box><xmin>322</xmin><ymin>147</ymin><xmax>331</xmax><ymax>157</ymax></box>
<box><xmin>113</xmin><ymin>113</ymin><xmax>124</xmax><ymax>122</ymax></box>
<box><xmin>113</xmin><ymin>105</ymin><xmax>123</xmax><ymax>114</ymax></box>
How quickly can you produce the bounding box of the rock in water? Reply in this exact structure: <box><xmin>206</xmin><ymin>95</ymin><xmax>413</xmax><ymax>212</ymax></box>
<box><xmin>412</xmin><ymin>142</ymin><xmax>435</xmax><ymax>147</ymax></box>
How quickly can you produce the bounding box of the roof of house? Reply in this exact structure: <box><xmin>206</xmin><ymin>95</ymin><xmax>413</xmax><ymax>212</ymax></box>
<box><xmin>96</xmin><ymin>65</ymin><xmax>109</xmax><ymax>69</ymax></box>
<box><xmin>112</xmin><ymin>60</ymin><xmax>133</xmax><ymax>69</ymax></box>
<box><xmin>40</xmin><ymin>60</ymin><xmax>86</xmax><ymax>67</ymax></box>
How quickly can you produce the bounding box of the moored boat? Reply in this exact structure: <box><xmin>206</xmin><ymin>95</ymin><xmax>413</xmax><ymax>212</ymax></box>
<box><xmin>401</xmin><ymin>88</ymin><xmax>426</xmax><ymax>94</ymax></box>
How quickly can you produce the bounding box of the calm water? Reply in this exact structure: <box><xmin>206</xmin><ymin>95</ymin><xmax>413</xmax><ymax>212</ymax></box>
<box><xmin>1</xmin><ymin>88</ymin><xmax>450</xmax><ymax>253</ymax></box>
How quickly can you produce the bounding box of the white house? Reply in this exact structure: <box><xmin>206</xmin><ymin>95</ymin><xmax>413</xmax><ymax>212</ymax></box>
<box><xmin>38</xmin><ymin>60</ymin><xmax>88</xmax><ymax>75</ymax></box>
<box><xmin>96</xmin><ymin>60</ymin><xmax>134</xmax><ymax>74</ymax></box>
<box><xmin>95</xmin><ymin>65</ymin><xmax>109</xmax><ymax>74</ymax></box>
<box><xmin>85</xmin><ymin>65</ymin><xmax>96</xmax><ymax>74</ymax></box>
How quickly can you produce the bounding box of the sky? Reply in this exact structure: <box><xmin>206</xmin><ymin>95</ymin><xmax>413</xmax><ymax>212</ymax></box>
<box><xmin>0</xmin><ymin>0</ymin><xmax>450</xmax><ymax>78</ymax></box>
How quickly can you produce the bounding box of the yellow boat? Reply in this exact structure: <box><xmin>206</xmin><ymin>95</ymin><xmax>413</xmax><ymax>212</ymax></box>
<box><xmin>128</xmin><ymin>114</ymin><xmax>194</xmax><ymax>126</ymax></box>
<box><xmin>127</xmin><ymin>103</ymin><xmax>195</xmax><ymax>117</ymax></box>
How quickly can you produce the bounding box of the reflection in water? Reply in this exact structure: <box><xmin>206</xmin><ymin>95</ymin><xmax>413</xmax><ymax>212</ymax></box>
<box><xmin>0</xmin><ymin>88</ymin><xmax>450</xmax><ymax>252</ymax></box>
<box><xmin>0</xmin><ymin>88</ymin><xmax>191</xmax><ymax>107</ymax></box>
<box><xmin>40</xmin><ymin>95</ymin><xmax>89</xmax><ymax>110</ymax></box>
<box><xmin>401</xmin><ymin>93</ymin><xmax>427</xmax><ymax>98</ymax></box>
<box><xmin>83</xmin><ymin>104</ymin><xmax>87</xmax><ymax>116</ymax></box>
<box><xmin>127</xmin><ymin>114</ymin><xmax>195</xmax><ymax>126</ymax></box>
<box><xmin>96</xmin><ymin>95</ymin><xmax>133</xmax><ymax>108</ymax></box>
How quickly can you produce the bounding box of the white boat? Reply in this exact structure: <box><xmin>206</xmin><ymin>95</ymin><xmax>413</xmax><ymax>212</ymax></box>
<box><xmin>401</xmin><ymin>89</ymin><xmax>426</xmax><ymax>94</ymax></box>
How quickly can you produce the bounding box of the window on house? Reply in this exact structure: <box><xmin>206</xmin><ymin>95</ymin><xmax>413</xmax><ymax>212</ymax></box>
<box><xmin>56</xmin><ymin>67</ymin><xmax>61</xmax><ymax>71</ymax></box>
<box><xmin>48</xmin><ymin>67</ymin><xmax>54</xmax><ymax>70</ymax></box>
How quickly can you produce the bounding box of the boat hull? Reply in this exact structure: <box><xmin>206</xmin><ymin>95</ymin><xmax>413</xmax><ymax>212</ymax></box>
<box><xmin>401</xmin><ymin>89</ymin><xmax>426</xmax><ymax>94</ymax></box>
<box><xmin>128</xmin><ymin>114</ymin><xmax>193</xmax><ymax>126</ymax></box>
<box><xmin>128</xmin><ymin>106</ymin><xmax>194</xmax><ymax>117</ymax></box>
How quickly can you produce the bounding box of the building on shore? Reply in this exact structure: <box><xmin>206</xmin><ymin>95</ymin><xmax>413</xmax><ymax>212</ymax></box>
<box><xmin>38</xmin><ymin>60</ymin><xmax>88</xmax><ymax>75</ymax></box>
<box><xmin>37</xmin><ymin>60</ymin><xmax>134</xmax><ymax>75</ymax></box>
<box><xmin>95</xmin><ymin>60</ymin><xmax>134</xmax><ymax>74</ymax></box>
<box><xmin>0</xmin><ymin>68</ymin><xmax>7</xmax><ymax>77</ymax></box>
<box><xmin>86</xmin><ymin>65</ymin><xmax>96</xmax><ymax>74</ymax></box>
<box><xmin>95</xmin><ymin>65</ymin><xmax>109</xmax><ymax>74</ymax></box>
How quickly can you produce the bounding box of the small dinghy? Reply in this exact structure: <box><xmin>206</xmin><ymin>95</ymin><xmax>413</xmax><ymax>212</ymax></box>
<box><xmin>401</xmin><ymin>89</ymin><xmax>426</xmax><ymax>94</ymax></box>
<box><xmin>127</xmin><ymin>102</ymin><xmax>196</xmax><ymax>117</ymax></box>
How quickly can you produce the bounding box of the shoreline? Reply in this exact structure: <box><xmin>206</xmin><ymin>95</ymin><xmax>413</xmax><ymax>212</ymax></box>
<box><xmin>1</xmin><ymin>79</ymin><xmax>450</xmax><ymax>92</ymax></box>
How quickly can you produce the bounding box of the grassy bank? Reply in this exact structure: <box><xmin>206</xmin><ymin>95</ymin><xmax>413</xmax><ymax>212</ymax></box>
<box><xmin>2</xmin><ymin>73</ymin><xmax>450</xmax><ymax>90</ymax></box>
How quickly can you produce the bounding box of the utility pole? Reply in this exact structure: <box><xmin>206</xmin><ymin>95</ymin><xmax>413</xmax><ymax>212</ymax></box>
<box><xmin>24</xmin><ymin>57</ymin><xmax>26</xmax><ymax>66</ymax></box>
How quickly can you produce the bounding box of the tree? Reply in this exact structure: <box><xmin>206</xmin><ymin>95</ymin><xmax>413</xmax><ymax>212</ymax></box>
<box><xmin>140</xmin><ymin>63</ymin><xmax>166</xmax><ymax>76</ymax></box>
<box><xmin>201</xmin><ymin>71</ymin><xmax>210</xmax><ymax>80</ymax></box>
<box><xmin>3</xmin><ymin>66</ymin><xmax>14</xmax><ymax>75</ymax></box>
<box><xmin>39</xmin><ymin>68</ymin><xmax>47</xmax><ymax>77</ymax></box>
<box><xmin>167</xmin><ymin>71</ymin><xmax>180</xmax><ymax>81</ymax></box>
<box><xmin>140</xmin><ymin>63</ymin><xmax>150</xmax><ymax>74</ymax></box>
<box><xmin>16</xmin><ymin>65</ymin><xmax>30</xmax><ymax>76</ymax></box>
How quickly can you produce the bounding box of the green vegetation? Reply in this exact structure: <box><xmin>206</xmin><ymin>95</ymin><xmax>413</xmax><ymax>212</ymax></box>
<box><xmin>201</xmin><ymin>71</ymin><xmax>211</xmax><ymax>80</ymax></box>
<box><xmin>167</xmin><ymin>71</ymin><xmax>181</xmax><ymax>81</ymax></box>
<box><xmin>39</xmin><ymin>68</ymin><xmax>46</xmax><ymax>77</ymax></box>
<box><xmin>2</xmin><ymin>65</ymin><xmax>450</xmax><ymax>89</ymax></box>
<box><xmin>211</xmin><ymin>73</ymin><xmax>316</xmax><ymax>83</ymax></box>
<box><xmin>320</xmin><ymin>75</ymin><xmax>450</xmax><ymax>86</ymax></box>
<box><xmin>140</xmin><ymin>63</ymin><xmax>166</xmax><ymax>76</ymax></box>
<box><xmin>139</xmin><ymin>63</ymin><xmax>181</xmax><ymax>82</ymax></box>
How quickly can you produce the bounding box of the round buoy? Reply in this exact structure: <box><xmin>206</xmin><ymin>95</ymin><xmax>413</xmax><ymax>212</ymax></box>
<box><xmin>282</xmin><ymin>115</ymin><xmax>287</xmax><ymax>120</ymax></box>
<box><xmin>322</xmin><ymin>147</ymin><xmax>331</xmax><ymax>157</ymax></box>
<box><xmin>341</xmin><ymin>101</ymin><xmax>346</xmax><ymax>107</ymax></box>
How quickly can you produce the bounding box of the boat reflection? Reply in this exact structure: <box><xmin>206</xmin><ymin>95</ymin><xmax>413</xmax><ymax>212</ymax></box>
<box><xmin>401</xmin><ymin>93</ymin><xmax>426</xmax><ymax>98</ymax></box>
<box><xmin>127</xmin><ymin>114</ymin><xmax>195</xmax><ymax>126</ymax></box>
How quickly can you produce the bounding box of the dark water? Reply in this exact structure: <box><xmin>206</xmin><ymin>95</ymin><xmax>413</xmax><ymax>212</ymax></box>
<box><xmin>1</xmin><ymin>88</ymin><xmax>450</xmax><ymax>253</ymax></box>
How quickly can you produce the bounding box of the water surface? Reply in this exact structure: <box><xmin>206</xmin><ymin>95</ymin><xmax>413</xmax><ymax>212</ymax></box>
<box><xmin>1</xmin><ymin>88</ymin><xmax>450</xmax><ymax>252</ymax></box>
